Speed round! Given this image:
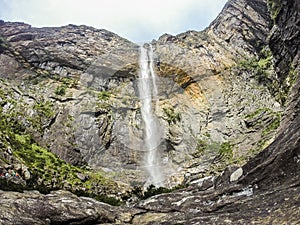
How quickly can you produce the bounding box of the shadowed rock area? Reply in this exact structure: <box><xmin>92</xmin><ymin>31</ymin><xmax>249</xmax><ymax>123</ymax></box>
<box><xmin>0</xmin><ymin>0</ymin><xmax>299</xmax><ymax>224</ymax></box>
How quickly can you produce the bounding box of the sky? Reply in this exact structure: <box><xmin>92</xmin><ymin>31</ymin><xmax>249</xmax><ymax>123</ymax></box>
<box><xmin>0</xmin><ymin>0</ymin><xmax>227</xmax><ymax>43</ymax></box>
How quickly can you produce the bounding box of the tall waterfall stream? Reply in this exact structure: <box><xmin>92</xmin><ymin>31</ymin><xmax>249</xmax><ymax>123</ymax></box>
<box><xmin>138</xmin><ymin>44</ymin><xmax>164</xmax><ymax>186</ymax></box>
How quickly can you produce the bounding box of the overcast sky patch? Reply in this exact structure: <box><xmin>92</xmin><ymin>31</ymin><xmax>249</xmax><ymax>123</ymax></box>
<box><xmin>0</xmin><ymin>0</ymin><xmax>227</xmax><ymax>43</ymax></box>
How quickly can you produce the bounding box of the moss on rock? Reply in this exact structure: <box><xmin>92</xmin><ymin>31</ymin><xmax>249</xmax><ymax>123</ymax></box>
<box><xmin>0</xmin><ymin>84</ymin><xmax>122</xmax><ymax>205</ymax></box>
<box><xmin>267</xmin><ymin>0</ymin><xmax>282</xmax><ymax>21</ymax></box>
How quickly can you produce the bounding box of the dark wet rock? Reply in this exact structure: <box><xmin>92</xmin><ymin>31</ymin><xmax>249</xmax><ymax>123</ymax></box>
<box><xmin>268</xmin><ymin>0</ymin><xmax>299</xmax><ymax>85</ymax></box>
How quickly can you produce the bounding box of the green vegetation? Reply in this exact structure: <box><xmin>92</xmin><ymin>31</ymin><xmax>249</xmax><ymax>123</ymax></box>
<box><xmin>33</xmin><ymin>100</ymin><xmax>55</xmax><ymax>119</ymax></box>
<box><xmin>245</xmin><ymin>106</ymin><xmax>282</xmax><ymax>152</ymax></box>
<box><xmin>55</xmin><ymin>85</ymin><xmax>67</xmax><ymax>96</ymax></box>
<box><xmin>204</xmin><ymin>132</ymin><xmax>211</xmax><ymax>138</ymax></box>
<box><xmin>0</xmin><ymin>87</ymin><xmax>120</xmax><ymax>206</ymax></box>
<box><xmin>26</xmin><ymin>70</ymin><xmax>79</xmax><ymax>87</ymax></box>
<box><xmin>236</xmin><ymin>48</ymin><xmax>292</xmax><ymax>105</ymax></box>
<box><xmin>98</xmin><ymin>90</ymin><xmax>111</xmax><ymax>101</ymax></box>
<box><xmin>237</xmin><ymin>49</ymin><xmax>273</xmax><ymax>85</ymax></box>
<box><xmin>192</xmin><ymin>139</ymin><xmax>239</xmax><ymax>170</ymax></box>
<box><xmin>218</xmin><ymin>142</ymin><xmax>234</xmax><ymax>160</ymax></box>
<box><xmin>12</xmin><ymin>133</ymin><xmax>120</xmax><ymax>205</ymax></box>
<box><xmin>58</xmin><ymin>77</ymin><xmax>78</xmax><ymax>88</ymax></box>
<box><xmin>31</xmin><ymin>100</ymin><xmax>55</xmax><ymax>132</ymax></box>
<box><xmin>73</xmin><ymin>190</ymin><xmax>122</xmax><ymax>206</ymax></box>
<box><xmin>27</xmin><ymin>70</ymin><xmax>51</xmax><ymax>85</ymax></box>
<box><xmin>192</xmin><ymin>139</ymin><xmax>208</xmax><ymax>157</ymax></box>
<box><xmin>267</xmin><ymin>0</ymin><xmax>282</xmax><ymax>21</ymax></box>
<box><xmin>96</xmin><ymin>90</ymin><xmax>113</xmax><ymax>111</ymax></box>
<box><xmin>163</xmin><ymin>107</ymin><xmax>181</xmax><ymax>125</ymax></box>
<box><xmin>205</xmin><ymin>141</ymin><xmax>243</xmax><ymax>175</ymax></box>
<box><xmin>280</xmin><ymin>67</ymin><xmax>298</xmax><ymax>104</ymax></box>
<box><xmin>0</xmin><ymin>36</ymin><xmax>8</xmax><ymax>49</ymax></box>
<box><xmin>53</xmin><ymin>76</ymin><xmax>80</xmax><ymax>95</ymax></box>
<box><xmin>197</xmin><ymin>139</ymin><xmax>208</xmax><ymax>154</ymax></box>
<box><xmin>245</xmin><ymin>107</ymin><xmax>271</xmax><ymax>119</ymax></box>
<box><xmin>237</xmin><ymin>45</ymin><xmax>297</xmax><ymax>105</ymax></box>
<box><xmin>130</xmin><ymin>184</ymin><xmax>187</xmax><ymax>200</ymax></box>
<box><xmin>7</xmin><ymin>132</ymin><xmax>120</xmax><ymax>205</ymax></box>
<box><xmin>244</xmin><ymin>108</ymin><xmax>282</xmax><ymax>157</ymax></box>
<box><xmin>194</xmin><ymin>139</ymin><xmax>226</xmax><ymax>156</ymax></box>
<box><xmin>245</xmin><ymin>107</ymin><xmax>282</xmax><ymax>137</ymax></box>
<box><xmin>262</xmin><ymin>112</ymin><xmax>281</xmax><ymax>136</ymax></box>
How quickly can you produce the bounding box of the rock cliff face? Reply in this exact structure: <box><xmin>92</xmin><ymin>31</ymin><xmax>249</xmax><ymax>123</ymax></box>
<box><xmin>0</xmin><ymin>0</ymin><xmax>299</xmax><ymax>223</ymax></box>
<box><xmin>0</xmin><ymin>22</ymin><xmax>139</xmax><ymax>196</ymax></box>
<box><xmin>0</xmin><ymin>0</ymin><xmax>284</xmax><ymax>188</ymax></box>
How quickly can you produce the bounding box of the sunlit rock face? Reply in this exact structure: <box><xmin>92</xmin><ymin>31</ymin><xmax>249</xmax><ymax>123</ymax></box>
<box><xmin>148</xmin><ymin>0</ymin><xmax>281</xmax><ymax>185</ymax></box>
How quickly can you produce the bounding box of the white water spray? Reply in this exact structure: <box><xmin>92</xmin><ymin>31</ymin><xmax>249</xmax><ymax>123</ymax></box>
<box><xmin>138</xmin><ymin>44</ymin><xmax>164</xmax><ymax>186</ymax></box>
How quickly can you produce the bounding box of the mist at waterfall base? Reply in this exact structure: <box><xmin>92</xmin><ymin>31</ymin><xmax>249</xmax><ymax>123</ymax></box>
<box><xmin>138</xmin><ymin>44</ymin><xmax>165</xmax><ymax>186</ymax></box>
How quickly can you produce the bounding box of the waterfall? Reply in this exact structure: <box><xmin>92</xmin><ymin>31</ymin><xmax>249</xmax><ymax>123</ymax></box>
<box><xmin>138</xmin><ymin>44</ymin><xmax>164</xmax><ymax>186</ymax></box>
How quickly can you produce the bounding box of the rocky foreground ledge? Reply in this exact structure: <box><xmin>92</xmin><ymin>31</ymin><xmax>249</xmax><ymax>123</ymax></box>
<box><xmin>0</xmin><ymin>186</ymin><xmax>299</xmax><ymax>224</ymax></box>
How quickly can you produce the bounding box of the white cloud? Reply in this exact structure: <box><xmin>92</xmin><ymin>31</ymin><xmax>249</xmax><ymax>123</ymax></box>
<box><xmin>0</xmin><ymin>0</ymin><xmax>227</xmax><ymax>42</ymax></box>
